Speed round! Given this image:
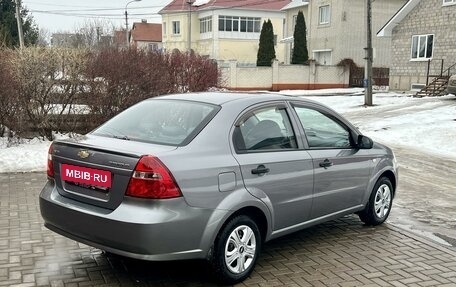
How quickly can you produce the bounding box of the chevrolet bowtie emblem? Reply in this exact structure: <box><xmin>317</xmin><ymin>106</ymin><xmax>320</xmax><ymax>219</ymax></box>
<box><xmin>77</xmin><ymin>150</ymin><xmax>90</xmax><ymax>159</ymax></box>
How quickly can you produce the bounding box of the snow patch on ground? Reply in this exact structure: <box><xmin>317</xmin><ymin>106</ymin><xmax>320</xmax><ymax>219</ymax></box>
<box><xmin>0</xmin><ymin>138</ymin><xmax>51</xmax><ymax>173</ymax></box>
<box><xmin>0</xmin><ymin>134</ymin><xmax>70</xmax><ymax>173</ymax></box>
<box><xmin>361</xmin><ymin>105</ymin><xmax>456</xmax><ymax>159</ymax></box>
<box><xmin>279</xmin><ymin>87</ymin><xmax>365</xmax><ymax>96</ymax></box>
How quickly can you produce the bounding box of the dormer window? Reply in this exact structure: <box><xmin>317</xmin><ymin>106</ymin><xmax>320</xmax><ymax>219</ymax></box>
<box><xmin>443</xmin><ymin>0</ymin><xmax>456</xmax><ymax>6</ymax></box>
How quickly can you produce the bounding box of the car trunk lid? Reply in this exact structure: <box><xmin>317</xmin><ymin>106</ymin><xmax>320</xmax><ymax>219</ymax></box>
<box><xmin>51</xmin><ymin>134</ymin><xmax>177</xmax><ymax>210</ymax></box>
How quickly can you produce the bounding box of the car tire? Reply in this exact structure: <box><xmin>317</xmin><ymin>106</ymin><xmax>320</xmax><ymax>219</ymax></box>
<box><xmin>210</xmin><ymin>215</ymin><xmax>262</xmax><ymax>285</ymax></box>
<box><xmin>359</xmin><ymin>177</ymin><xmax>394</xmax><ymax>226</ymax></box>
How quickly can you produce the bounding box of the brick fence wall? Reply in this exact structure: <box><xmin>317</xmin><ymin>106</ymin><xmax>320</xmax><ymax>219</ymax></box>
<box><xmin>219</xmin><ymin>60</ymin><xmax>350</xmax><ymax>91</ymax></box>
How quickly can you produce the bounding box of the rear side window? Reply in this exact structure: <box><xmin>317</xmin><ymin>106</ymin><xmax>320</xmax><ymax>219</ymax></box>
<box><xmin>234</xmin><ymin>106</ymin><xmax>297</xmax><ymax>152</ymax></box>
<box><xmin>92</xmin><ymin>100</ymin><xmax>219</xmax><ymax>146</ymax></box>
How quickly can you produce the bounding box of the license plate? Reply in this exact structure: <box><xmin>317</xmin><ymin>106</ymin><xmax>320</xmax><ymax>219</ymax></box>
<box><xmin>61</xmin><ymin>164</ymin><xmax>112</xmax><ymax>189</ymax></box>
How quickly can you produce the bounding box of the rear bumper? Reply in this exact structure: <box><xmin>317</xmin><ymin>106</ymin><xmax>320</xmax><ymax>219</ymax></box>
<box><xmin>40</xmin><ymin>181</ymin><xmax>227</xmax><ymax>261</ymax></box>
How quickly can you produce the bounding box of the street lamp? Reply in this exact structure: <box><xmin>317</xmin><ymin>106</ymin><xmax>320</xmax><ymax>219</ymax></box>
<box><xmin>125</xmin><ymin>0</ymin><xmax>142</xmax><ymax>47</ymax></box>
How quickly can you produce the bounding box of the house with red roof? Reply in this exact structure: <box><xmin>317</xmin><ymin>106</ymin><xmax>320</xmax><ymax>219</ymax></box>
<box><xmin>159</xmin><ymin>0</ymin><xmax>291</xmax><ymax>64</ymax></box>
<box><xmin>159</xmin><ymin>0</ymin><xmax>406</xmax><ymax>67</ymax></box>
<box><xmin>130</xmin><ymin>21</ymin><xmax>163</xmax><ymax>51</ymax></box>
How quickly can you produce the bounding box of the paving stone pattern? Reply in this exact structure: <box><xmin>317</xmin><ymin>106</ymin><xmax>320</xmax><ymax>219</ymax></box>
<box><xmin>1</xmin><ymin>173</ymin><xmax>456</xmax><ymax>287</ymax></box>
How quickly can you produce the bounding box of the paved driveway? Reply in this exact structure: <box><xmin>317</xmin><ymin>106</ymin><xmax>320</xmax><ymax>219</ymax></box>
<box><xmin>339</xmin><ymin>96</ymin><xmax>456</xmax><ymax>245</ymax></box>
<box><xmin>1</xmin><ymin>173</ymin><xmax>456</xmax><ymax>287</ymax></box>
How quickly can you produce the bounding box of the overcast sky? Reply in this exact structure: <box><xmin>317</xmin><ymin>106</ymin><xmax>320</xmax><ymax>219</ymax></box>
<box><xmin>22</xmin><ymin>0</ymin><xmax>171</xmax><ymax>33</ymax></box>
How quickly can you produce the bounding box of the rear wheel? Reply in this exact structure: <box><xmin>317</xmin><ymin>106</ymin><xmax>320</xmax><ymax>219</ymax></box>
<box><xmin>359</xmin><ymin>177</ymin><xmax>393</xmax><ymax>226</ymax></box>
<box><xmin>210</xmin><ymin>215</ymin><xmax>261</xmax><ymax>284</ymax></box>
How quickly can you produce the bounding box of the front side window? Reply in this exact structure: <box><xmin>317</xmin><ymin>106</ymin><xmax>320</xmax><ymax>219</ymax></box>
<box><xmin>411</xmin><ymin>34</ymin><xmax>434</xmax><ymax>60</ymax></box>
<box><xmin>319</xmin><ymin>5</ymin><xmax>330</xmax><ymax>25</ymax></box>
<box><xmin>234</xmin><ymin>106</ymin><xmax>297</xmax><ymax>152</ymax></box>
<box><xmin>172</xmin><ymin>21</ymin><xmax>180</xmax><ymax>35</ymax></box>
<box><xmin>294</xmin><ymin>106</ymin><xmax>352</xmax><ymax>148</ymax></box>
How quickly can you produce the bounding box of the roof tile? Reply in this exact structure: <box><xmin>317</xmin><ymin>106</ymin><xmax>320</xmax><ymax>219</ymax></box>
<box><xmin>160</xmin><ymin>0</ymin><xmax>291</xmax><ymax>13</ymax></box>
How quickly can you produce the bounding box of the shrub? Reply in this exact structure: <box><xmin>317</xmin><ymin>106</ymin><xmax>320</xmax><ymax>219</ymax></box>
<box><xmin>10</xmin><ymin>47</ymin><xmax>89</xmax><ymax>139</ymax></box>
<box><xmin>0</xmin><ymin>47</ymin><xmax>220</xmax><ymax>139</ymax></box>
<box><xmin>0</xmin><ymin>49</ymin><xmax>21</xmax><ymax>138</ymax></box>
<box><xmin>84</xmin><ymin>48</ymin><xmax>219</xmax><ymax>127</ymax></box>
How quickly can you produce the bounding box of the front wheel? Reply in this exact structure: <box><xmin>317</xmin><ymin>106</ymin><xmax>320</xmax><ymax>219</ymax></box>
<box><xmin>359</xmin><ymin>177</ymin><xmax>394</xmax><ymax>226</ymax></box>
<box><xmin>210</xmin><ymin>215</ymin><xmax>262</xmax><ymax>285</ymax></box>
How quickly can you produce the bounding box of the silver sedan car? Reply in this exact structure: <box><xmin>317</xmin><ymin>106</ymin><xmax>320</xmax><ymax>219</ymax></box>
<box><xmin>40</xmin><ymin>92</ymin><xmax>398</xmax><ymax>284</ymax></box>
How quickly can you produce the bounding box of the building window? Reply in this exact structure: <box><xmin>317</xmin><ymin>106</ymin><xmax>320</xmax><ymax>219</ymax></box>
<box><xmin>443</xmin><ymin>0</ymin><xmax>456</xmax><ymax>6</ymax></box>
<box><xmin>172</xmin><ymin>21</ymin><xmax>180</xmax><ymax>35</ymax></box>
<box><xmin>149</xmin><ymin>43</ymin><xmax>159</xmax><ymax>51</ymax></box>
<box><xmin>200</xmin><ymin>16</ymin><xmax>212</xmax><ymax>33</ymax></box>
<box><xmin>219</xmin><ymin>16</ymin><xmax>261</xmax><ymax>33</ymax></box>
<box><xmin>411</xmin><ymin>34</ymin><xmax>434</xmax><ymax>60</ymax></box>
<box><xmin>319</xmin><ymin>5</ymin><xmax>330</xmax><ymax>25</ymax></box>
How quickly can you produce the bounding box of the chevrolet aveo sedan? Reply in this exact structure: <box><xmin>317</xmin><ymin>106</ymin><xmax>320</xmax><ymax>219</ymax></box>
<box><xmin>40</xmin><ymin>92</ymin><xmax>398</xmax><ymax>284</ymax></box>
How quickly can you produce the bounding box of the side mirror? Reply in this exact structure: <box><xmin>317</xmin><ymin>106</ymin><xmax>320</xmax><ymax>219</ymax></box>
<box><xmin>357</xmin><ymin>135</ymin><xmax>373</xmax><ymax>149</ymax></box>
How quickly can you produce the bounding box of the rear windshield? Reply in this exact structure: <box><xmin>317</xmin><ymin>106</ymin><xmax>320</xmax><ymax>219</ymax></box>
<box><xmin>92</xmin><ymin>99</ymin><xmax>220</xmax><ymax>146</ymax></box>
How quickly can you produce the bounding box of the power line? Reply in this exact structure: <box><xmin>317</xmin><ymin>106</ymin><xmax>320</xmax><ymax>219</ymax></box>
<box><xmin>28</xmin><ymin>0</ymin><xmax>289</xmax><ymax>21</ymax></box>
<box><xmin>22</xmin><ymin>1</ymin><xmax>119</xmax><ymax>9</ymax></box>
<box><xmin>26</xmin><ymin>5</ymin><xmax>167</xmax><ymax>13</ymax></box>
<box><xmin>30</xmin><ymin>10</ymin><xmax>161</xmax><ymax>17</ymax></box>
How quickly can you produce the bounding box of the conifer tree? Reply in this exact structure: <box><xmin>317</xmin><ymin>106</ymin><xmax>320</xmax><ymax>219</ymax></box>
<box><xmin>257</xmin><ymin>20</ymin><xmax>276</xmax><ymax>67</ymax></box>
<box><xmin>292</xmin><ymin>11</ymin><xmax>309</xmax><ymax>64</ymax></box>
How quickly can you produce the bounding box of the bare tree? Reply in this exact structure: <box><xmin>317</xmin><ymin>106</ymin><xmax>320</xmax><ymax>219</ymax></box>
<box><xmin>74</xmin><ymin>19</ymin><xmax>116</xmax><ymax>49</ymax></box>
<box><xmin>37</xmin><ymin>28</ymin><xmax>50</xmax><ymax>47</ymax></box>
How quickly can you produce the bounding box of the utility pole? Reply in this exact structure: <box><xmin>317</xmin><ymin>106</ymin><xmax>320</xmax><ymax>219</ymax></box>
<box><xmin>364</xmin><ymin>0</ymin><xmax>373</xmax><ymax>106</ymax></box>
<box><xmin>125</xmin><ymin>0</ymin><xmax>142</xmax><ymax>47</ymax></box>
<box><xmin>96</xmin><ymin>27</ymin><xmax>101</xmax><ymax>47</ymax></box>
<box><xmin>124</xmin><ymin>10</ymin><xmax>129</xmax><ymax>47</ymax></box>
<box><xmin>187</xmin><ymin>0</ymin><xmax>194</xmax><ymax>51</ymax></box>
<box><xmin>14</xmin><ymin>0</ymin><xmax>25</xmax><ymax>48</ymax></box>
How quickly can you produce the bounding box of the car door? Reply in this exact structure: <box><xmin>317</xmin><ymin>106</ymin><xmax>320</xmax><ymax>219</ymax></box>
<box><xmin>231</xmin><ymin>103</ymin><xmax>314</xmax><ymax>232</ymax></box>
<box><xmin>291</xmin><ymin>103</ymin><xmax>373</xmax><ymax>220</ymax></box>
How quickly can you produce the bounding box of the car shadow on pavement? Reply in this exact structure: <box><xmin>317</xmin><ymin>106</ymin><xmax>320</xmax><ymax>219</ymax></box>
<box><xmin>82</xmin><ymin>215</ymin><xmax>386</xmax><ymax>286</ymax></box>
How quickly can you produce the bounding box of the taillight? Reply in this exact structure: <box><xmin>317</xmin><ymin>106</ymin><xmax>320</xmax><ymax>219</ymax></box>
<box><xmin>126</xmin><ymin>155</ymin><xmax>182</xmax><ymax>199</ymax></box>
<box><xmin>47</xmin><ymin>144</ymin><xmax>54</xmax><ymax>178</ymax></box>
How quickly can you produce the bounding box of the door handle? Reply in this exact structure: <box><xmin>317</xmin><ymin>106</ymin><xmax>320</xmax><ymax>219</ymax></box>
<box><xmin>319</xmin><ymin>159</ymin><xmax>333</xmax><ymax>168</ymax></box>
<box><xmin>251</xmin><ymin>165</ymin><xmax>270</xmax><ymax>175</ymax></box>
